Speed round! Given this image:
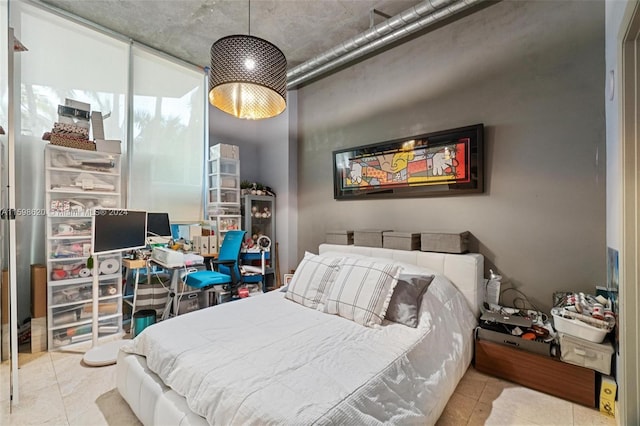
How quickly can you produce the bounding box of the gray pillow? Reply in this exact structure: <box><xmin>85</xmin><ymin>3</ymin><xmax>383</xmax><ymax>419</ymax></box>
<box><xmin>385</xmin><ymin>274</ymin><xmax>434</xmax><ymax>328</ymax></box>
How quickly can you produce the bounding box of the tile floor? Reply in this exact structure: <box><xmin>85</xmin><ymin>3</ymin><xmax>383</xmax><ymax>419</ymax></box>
<box><xmin>0</xmin><ymin>349</ymin><xmax>616</xmax><ymax>426</ymax></box>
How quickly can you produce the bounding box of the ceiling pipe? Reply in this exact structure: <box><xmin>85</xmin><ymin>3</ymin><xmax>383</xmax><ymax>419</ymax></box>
<box><xmin>286</xmin><ymin>0</ymin><xmax>484</xmax><ymax>89</ymax></box>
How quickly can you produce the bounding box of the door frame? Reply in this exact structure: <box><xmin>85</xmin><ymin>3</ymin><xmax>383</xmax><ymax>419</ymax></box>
<box><xmin>619</xmin><ymin>1</ymin><xmax>640</xmax><ymax>423</ymax></box>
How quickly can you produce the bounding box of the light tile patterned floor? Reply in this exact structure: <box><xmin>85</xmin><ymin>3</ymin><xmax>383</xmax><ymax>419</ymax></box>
<box><xmin>0</xmin><ymin>351</ymin><xmax>616</xmax><ymax>425</ymax></box>
<box><xmin>436</xmin><ymin>367</ymin><xmax>616</xmax><ymax>426</ymax></box>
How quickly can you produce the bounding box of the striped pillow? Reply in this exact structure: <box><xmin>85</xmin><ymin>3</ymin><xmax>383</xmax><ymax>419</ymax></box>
<box><xmin>285</xmin><ymin>252</ymin><xmax>342</xmax><ymax>310</ymax></box>
<box><xmin>324</xmin><ymin>258</ymin><xmax>401</xmax><ymax>328</ymax></box>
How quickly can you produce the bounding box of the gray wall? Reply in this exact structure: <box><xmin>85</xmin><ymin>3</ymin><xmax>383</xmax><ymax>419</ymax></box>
<box><xmin>209</xmin><ymin>91</ymin><xmax>298</xmax><ymax>277</ymax></box>
<box><xmin>296</xmin><ymin>0</ymin><xmax>606</xmax><ymax>312</ymax></box>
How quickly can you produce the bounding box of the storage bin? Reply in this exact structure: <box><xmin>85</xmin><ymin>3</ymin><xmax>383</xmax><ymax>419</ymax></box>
<box><xmin>133</xmin><ymin>309</ymin><xmax>157</xmax><ymax>337</ymax></box>
<box><xmin>383</xmin><ymin>232</ymin><xmax>420</xmax><ymax>250</ymax></box>
<box><xmin>354</xmin><ymin>229</ymin><xmax>392</xmax><ymax>248</ymax></box>
<box><xmin>552</xmin><ymin>309</ymin><xmax>611</xmax><ymax>343</ymax></box>
<box><xmin>559</xmin><ymin>333</ymin><xmax>614</xmax><ymax>374</ymax></box>
<box><xmin>326</xmin><ymin>230</ymin><xmax>354</xmax><ymax>245</ymax></box>
<box><xmin>421</xmin><ymin>231</ymin><xmax>470</xmax><ymax>253</ymax></box>
<box><xmin>476</xmin><ymin>327</ymin><xmax>551</xmax><ymax>357</ymax></box>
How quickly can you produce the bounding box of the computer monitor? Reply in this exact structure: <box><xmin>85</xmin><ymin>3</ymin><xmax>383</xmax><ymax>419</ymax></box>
<box><xmin>92</xmin><ymin>209</ymin><xmax>147</xmax><ymax>255</ymax></box>
<box><xmin>147</xmin><ymin>212</ymin><xmax>172</xmax><ymax>238</ymax></box>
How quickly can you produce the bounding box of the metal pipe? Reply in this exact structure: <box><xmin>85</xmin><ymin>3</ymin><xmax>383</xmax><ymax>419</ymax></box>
<box><xmin>286</xmin><ymin>0</ymin><xmax>483</xmax><ymax>88</ymax></box>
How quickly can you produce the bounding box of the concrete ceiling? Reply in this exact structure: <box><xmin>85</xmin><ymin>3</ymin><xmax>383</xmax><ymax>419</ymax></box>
<box><xmin>39</xmin><ymin>0</ymin><xmax>423</xmax><ymax>70</ymax></box>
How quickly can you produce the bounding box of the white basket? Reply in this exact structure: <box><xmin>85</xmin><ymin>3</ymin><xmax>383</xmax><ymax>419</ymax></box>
<box><xmin>552</xmin><ymin>310</ymin><xmax>610</xmax><ymax>343</ymax></box>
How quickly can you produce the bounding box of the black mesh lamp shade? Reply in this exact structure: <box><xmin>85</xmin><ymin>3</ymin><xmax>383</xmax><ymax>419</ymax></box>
<box><xmin>209</xmin><ymin>35</ymin><xmax>287</xmax><ymax>120</ymax></box>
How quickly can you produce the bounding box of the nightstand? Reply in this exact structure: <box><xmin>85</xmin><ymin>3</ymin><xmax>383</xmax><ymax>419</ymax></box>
<box><xmin>475</xmin><ymin>339</ymin><xmax>596</xmax><ymax>407</ymax></box>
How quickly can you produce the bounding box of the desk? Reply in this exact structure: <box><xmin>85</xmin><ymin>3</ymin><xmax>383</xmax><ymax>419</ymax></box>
<box><xmin>148</xmin><ymin>258</ymin><xmax>183</xmax><ymax>321</ymax></box>
<box><xmin>149</xmin><ymin>257</ymin><xmax>205</xmax><ymax>320</ymax></box>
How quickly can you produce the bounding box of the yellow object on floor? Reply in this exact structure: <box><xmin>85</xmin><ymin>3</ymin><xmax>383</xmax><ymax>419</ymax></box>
<box><xmin>599</xmin><ymin>375</ymin><xmax>617</xmax><ymax>417</ymax></box>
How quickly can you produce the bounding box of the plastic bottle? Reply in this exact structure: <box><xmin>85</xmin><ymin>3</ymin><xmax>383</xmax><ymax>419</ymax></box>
<box><xmin>486</xmin><ymin>269</ymin><xmax>502</xmax><ymax>305</ymax></box>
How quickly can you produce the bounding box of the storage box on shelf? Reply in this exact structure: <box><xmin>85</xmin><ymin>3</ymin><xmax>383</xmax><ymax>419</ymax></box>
<box><xmin>354</xmin><ymin>229</ymin><xmax>392</xmax><ymax>248</ymax></box>
<box><xmin>421</xmin><ymin>231</ymin><xmax>470</xmax><ymax>253</ymax></box>
<box><xmin>326</xmin><ymin>230</ymin><xmax>353</xmax><ymax>245</ymax></box>
<box><xmin>45</xmin><ymin>144</ymin><xmax>123</xmax><ymax>350</ymax></box>
<box><xmin>383</xmin><ymin>231</ymin><xmax>420</xmax><ymax>251</ymax></box>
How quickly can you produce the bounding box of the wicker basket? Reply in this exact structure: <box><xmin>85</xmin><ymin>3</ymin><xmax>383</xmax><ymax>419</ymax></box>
<box><xmin>50</xmin><ymin>134</ymin><xmax>96</xmax><ymax>151</ymax></box>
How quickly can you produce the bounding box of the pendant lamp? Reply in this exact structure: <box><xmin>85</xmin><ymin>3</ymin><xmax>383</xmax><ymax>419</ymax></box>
<box><xmin>208</xmin><ymin>2</ymin><xmax>287</xmax><ymax>120</ymax></box>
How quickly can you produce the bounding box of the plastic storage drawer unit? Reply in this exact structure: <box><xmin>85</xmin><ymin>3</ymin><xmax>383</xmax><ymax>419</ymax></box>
<box><xmin>559</xmin><ymin>333</ymin><xmax>614</xmax><ymax>375</ymax></box>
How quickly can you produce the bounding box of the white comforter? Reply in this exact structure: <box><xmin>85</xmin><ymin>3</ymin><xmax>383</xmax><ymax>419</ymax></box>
<box><xmin>123</xmin><ymin>272</ymin><xmax>477</xmax><ymax>425</ymax></box>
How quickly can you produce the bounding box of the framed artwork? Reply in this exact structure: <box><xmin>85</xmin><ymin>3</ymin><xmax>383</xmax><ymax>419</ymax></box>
<box><xmin>333</xmin><ymin>124</ymin><xmax>484</xmax><ymax>200</ymax></box>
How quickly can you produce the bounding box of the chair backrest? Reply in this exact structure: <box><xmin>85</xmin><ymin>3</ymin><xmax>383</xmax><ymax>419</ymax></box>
<box><xmin>218</xmin><ymin>230</ymin><xmax>246</xmax><ymax>280</ymax></box>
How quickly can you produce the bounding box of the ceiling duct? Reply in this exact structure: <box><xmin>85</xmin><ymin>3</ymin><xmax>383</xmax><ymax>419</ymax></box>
<box><xmin>286</xmin><ymin>0</ymin><xmax>484</xmax><ymax>88</ymax></box>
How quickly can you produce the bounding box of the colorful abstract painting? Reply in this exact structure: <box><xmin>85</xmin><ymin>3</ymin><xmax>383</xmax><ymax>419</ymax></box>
<box><xmin>333</xmin><ymin>124</ymin><xmax>483</xmax><ymax>199</ymax></box>
<box><xmin>343</xmin><ymin>139</ymin><xmax>469</xmax><ymax>190</ymax></box>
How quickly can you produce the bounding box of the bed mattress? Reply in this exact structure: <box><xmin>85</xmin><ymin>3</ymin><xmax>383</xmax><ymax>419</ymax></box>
<box><xmin>117</xmin><ymin>272</ymin><xmax>476</xmax><ymax>425</ymax></box>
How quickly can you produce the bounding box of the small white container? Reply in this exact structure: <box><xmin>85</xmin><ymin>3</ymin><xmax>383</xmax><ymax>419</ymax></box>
<box><xmin>552</xmin><ymin>310</ymin><xmax>610</xmax><ymax>343</ymax></box>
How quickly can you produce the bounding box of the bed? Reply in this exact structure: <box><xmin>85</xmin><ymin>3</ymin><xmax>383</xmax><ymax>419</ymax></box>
<box><xmin>116</xmin><ymin>244</ymin><xmax>484</xmax><ymax>425</ymax></box>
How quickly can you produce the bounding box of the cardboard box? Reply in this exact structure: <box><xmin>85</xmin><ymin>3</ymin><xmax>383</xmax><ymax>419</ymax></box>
<box><xmin>421</xmin><ymin>231</ymin><xmax>470</xmax><ymax>253</ymax></box>
<box><xmin>30</xmin><ymin>317</ymin><xmax>47</xmax><ymax>353</ymax></box>
<box><xmin>95</xmin><ymin>139</ymin><xmax>121</xmax><ymax>154</ymax></box>
<box><xmin>354</xmin><ymin>229</ymin><xmax>392</xmax><ymax>248</ymax></box>
<box><xmin>326</xmin><ymin>230</ymin><xmax>353</xmax><ymax>245</ymax></box>
<box><xmin>383</xmin><ymin>231</ymin><xmax>420</xmax><ymax>250</ymax></box>
<box><xmin>599</xmin><ymin>375</ymin><xmax>616</xmax><ymax>417</ymax></box>
<box><xmin>31</xmin><ymin>264</ymin><xmax>47</xmax><ymax>318</ymax></box>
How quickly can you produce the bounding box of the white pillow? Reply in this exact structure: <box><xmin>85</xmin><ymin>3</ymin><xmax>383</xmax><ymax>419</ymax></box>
<box><xmin>324</xmin><ymin>257</ymin><xmax>402</xmax><ymax>328</ymax></box>
<box><xmin>285</xmin><ymin>251</ymin><xmax>342</xmax><ymax>310</ymax></box>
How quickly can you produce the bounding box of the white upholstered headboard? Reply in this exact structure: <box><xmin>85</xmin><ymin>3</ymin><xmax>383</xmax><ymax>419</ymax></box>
<box><xmin>318</xmin><ymin>244</ymin><xmax>485</xmax><ymax>318</ymax></box>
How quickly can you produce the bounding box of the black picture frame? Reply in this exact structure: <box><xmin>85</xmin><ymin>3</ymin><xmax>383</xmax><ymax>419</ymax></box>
<box><xmin>333</xmin><ymin>124</ymin><xmax>484</xmax><ymax>200</ymax></box>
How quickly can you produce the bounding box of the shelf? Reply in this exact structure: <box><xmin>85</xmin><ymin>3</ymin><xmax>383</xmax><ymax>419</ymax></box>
<box><xmin>209</xmin><ymin>187</ymin><xmax>238</xmax><ymax>191</ymax></box>
<box><xmin>49</xmin><ymin>317</ymin><xmax>92</xmax><ymax>332</ymax></box>
<box><xmin>48</xmin><ymin>256</ymin><xmax>88</xmax><ymax>262</ymax></box>
<box><xmin>49</xmin><ymin>234</ymin><xmax>92</xmax><ymax>240</ymax></box>
<box><xmin>48</xmin><ymin>273</ymin><xmax>121</xmax><ymax>287</ymax></box>
<box><xmin>47</xmin><ymin>166</ymin><xmax>119</xmax><ymax>176</ymax></box>
<box><xmin>48</xmin><ymin>188</ymin><xmax>120</xmax><ymax>196</ymax></box>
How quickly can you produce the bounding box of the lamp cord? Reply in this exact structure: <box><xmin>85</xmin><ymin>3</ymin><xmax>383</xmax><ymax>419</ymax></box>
<box><xmin>248</xmin><ymin>0</ymin><xmax>251</xmax><ymax>35</ymax></box>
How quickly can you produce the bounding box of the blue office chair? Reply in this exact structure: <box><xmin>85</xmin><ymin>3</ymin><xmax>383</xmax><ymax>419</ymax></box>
<box><xmin>184</xmin><ymin>230</ymin><xmax>246</xmax><ymax>298</ymax></box>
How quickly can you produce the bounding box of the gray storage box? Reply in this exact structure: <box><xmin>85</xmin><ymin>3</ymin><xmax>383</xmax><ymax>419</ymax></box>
<box><xmin>326</xmin><ymin>230</ymin><xmax>354</xmax><ymax>245</ymax></box>
<box><xmin>559</xmin><ymin>333</ymin><xmax>614</xmax><ymax>374</ymax></box>
<box><xmin>421</xmin><ymin>231</ymin><xmax>470</xmax><ymax>253</ymax></box>
<box><xmin>476</xmin><ymin>327</ymin><xmax>551</xmax><ymax>357</ymax></box>
<box><xmin>354</xmin><ymin>229</ymin><xmax>392</xmax><ymax>248</ymax></box>
<box><xmin>383</xmin><ymin>232</ymin><xmax>421</xmax><ymax>250</ymax></box>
